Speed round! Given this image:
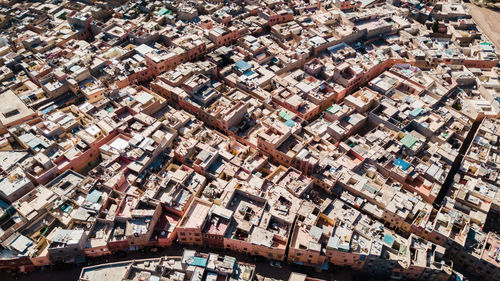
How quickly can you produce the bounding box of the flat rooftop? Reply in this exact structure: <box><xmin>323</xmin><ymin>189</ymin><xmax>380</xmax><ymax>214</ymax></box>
<box><xmin>181</xmin><ymin>199</ymin><xmax>211</xmax><ymax>228</ymax></box>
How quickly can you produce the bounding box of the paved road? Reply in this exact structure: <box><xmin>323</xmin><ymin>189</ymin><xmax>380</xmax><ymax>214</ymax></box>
<box><xmin>2</xmin><ymin>244</ymin><xmax>354</xmax><ymax>281</ymax></box>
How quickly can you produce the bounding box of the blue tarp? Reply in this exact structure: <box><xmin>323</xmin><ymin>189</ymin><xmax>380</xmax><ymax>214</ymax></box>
<box><xmin>86</xmin><ymin>190</ymin><xmax>103</xmax><ymax>203</ymax></box>
<box><xmin>187</xmin><ymin>257</ymin><xmax>208</xmax><ymax>267</ymax></box>
<box><xmin>243</xmin><ymin>70</ymin><xmax>255</xmax><ymax>76</ymax></box>
<box><xmin>383</xmin><ymin>234</ymin><xmax>395</xmax><ymax>247</ymax></box>
<box><xmin>235</xmin><ymin>60</ymin><xmax>252</xmax><ymax>72</ymax></box>
<box><xmin>41</xmin><ymin>105</ymin><xmax>55</xmax><ymax>114</ymax></box>
<box><xmin>284</xmin><ymin>119</ymin><xmax>295</xmax><ymax>127</ymax></box>
<box><xmin>410</xmin><ymin>107</ymin><xmax>423</xmax><ymax>117</ymax></box>
<box><xmin>394</xmin><ymin>158</ymin><xmax>410</xmax><ymax>171</ymax></box>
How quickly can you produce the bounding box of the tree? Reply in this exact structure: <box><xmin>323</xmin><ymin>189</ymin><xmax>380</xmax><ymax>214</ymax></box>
<box><xmin>432</xmin><ymin>19</ymin><xmax>439</xmax><ymax>33</ymax></box>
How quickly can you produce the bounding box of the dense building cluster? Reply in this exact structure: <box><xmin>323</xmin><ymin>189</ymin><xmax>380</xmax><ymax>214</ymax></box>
<box><xmin>77</xmin><ymin>248</ymin><xmax>331</xmax><ymax>281</ymax></box>
<box><xmin>79</xmin><ymin>249</ymin><xmax>259</xmax><ymax>281</ymax></box>
<box><xmin>0</xmin><ymin>0</ymin><xmax>499</xmax><ymax>280</ymax></box>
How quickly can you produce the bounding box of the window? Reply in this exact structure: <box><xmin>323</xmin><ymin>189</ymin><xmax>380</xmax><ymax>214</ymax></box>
<box><xmin>3</xmin><ymin>109</ymin><xmax>19</xmax><ymax>118</ymax></box>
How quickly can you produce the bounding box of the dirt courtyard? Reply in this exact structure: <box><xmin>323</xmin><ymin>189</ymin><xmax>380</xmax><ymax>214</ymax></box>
<box><xmin>466</xmin><ymin>3</ymin><xmax>500</xmax><ymax>52</ymax></box>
